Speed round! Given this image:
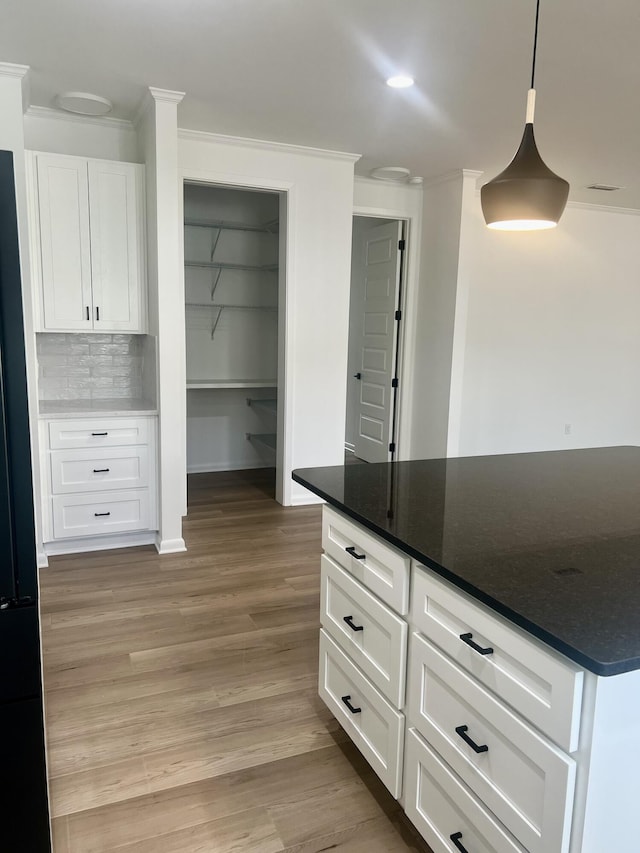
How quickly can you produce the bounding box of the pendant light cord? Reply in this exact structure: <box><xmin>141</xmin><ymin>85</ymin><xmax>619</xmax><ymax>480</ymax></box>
<box><xmin>530</xmin><ymin>0</ymin><xmax>540</xmax><ymax>89</ymax></box>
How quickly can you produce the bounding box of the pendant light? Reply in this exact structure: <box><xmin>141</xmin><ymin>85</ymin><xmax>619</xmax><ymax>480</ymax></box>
<box><xmin>481</xmin><ymin>0</ymin><xmax>569</xmax><ymax>231</ymax></box>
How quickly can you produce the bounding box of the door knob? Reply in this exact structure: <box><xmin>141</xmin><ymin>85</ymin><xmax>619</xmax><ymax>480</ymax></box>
<box><xmin>353</xmin><ymin>372</ymin><xmax>362</xmax><ymax>380</ymax></box>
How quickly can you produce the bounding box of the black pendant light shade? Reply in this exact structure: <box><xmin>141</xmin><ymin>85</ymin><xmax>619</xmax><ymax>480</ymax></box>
<box><xmin>481</xmin><ymin>0</ymin><xmax>569</xmax><ymax>230</ymax></box>
<box><xmin>481</xmin><ymin>122</ymin><xmax>569</xmax><ymax>230</ymax></box>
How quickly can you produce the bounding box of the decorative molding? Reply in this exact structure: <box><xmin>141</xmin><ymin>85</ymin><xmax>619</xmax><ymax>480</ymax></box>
<box><xmin>25</xmin><ymin>104</ymin><xmax>135</xmax><ymax>132</ymax></box>
<box><xmin>354</xmin><ymin>175</ymin><xmax>422</xmax><ymax>189</ymax></box>
<box><xmin>178</xmin><ymin>126</ymin><xmax>361</xmax><ymax>163</ymax></box>
<box><xmin>565</xmin><ymin>200</ymin><xmax>640</xmax><ymax>216</ymax></box>
<box><xmin>148</xmin><ymin>87</ymin><xmax>186</xmax><ymax>104</ymax></box>
<box><xmin>421</xmin><ymin>169</ymin><xmax>473</xmax><ymax>190</ymax></box>
<box><xmin>155</xmin><ymin>535</ymin><xmax>187</xmax><ymax>554</ymax></box>
<box><xmin>0</xmin><ymin>62</ymin><xmax>29</xmax><ymax>79</ymax></box>
<box><xmin>44</xmin><ymin>531</ymin><xmax>156</xmax><ymax>557</ymax></box>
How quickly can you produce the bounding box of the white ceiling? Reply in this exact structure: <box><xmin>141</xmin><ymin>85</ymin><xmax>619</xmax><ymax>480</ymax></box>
<box><xmin>3</xmin><ymin>0</ymin><xmax>640</xmax><ymax>208</ymax></box>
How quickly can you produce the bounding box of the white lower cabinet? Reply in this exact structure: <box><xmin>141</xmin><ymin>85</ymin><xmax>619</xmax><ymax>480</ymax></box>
<box><xmin>42</xmin><ymin>415</ymin><xmax>157</xmax><ymax>548</ymax></box>
<box><xmin>317</xmin><ymin>506</ymin><xmax>617</xmax><ymax>853</ymax></box>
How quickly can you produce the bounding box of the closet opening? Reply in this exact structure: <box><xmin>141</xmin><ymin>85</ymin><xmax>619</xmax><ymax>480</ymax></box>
<box><xmin>345</xmin><ymin>216</ymin><xmax>406</xmax><ymax>464</ymax></box>
<box><xmin>183</xmin><ymin>182</ymin><xmax>284</xmax><ymax>504</ymax></box>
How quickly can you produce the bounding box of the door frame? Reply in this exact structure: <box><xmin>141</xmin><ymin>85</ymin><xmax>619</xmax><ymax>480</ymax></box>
<box><xmin>351</xmin><ymin>201</ymin><xmax>421</xmax><ymax>461</ymax></box>
<box><xmin>179</xmin><ymin>168</ymin><xmax>294</xmax><ymax>506</ymax></box>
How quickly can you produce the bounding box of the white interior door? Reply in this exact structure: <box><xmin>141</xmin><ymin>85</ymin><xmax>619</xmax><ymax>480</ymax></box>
<box><xmin>353</xmin><ymin>220</ymin><xmax>402</xmax><ymax>463</ymax></box>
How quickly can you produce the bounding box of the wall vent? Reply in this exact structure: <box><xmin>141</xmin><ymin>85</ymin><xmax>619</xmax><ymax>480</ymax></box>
<box><xmin>586</xmin><ymin>183</ymin><xmax>623</xmax><ymax>192</ymax></box>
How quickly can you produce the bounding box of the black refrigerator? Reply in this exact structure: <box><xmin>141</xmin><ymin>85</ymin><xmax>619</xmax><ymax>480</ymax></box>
<box><xmin>0</xmin><ymin>150</ymin><xmax>52</xmax><ymax>851</ymax></box>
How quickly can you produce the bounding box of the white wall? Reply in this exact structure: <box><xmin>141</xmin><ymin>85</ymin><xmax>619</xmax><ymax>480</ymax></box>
<box><xmin>24</xmin><ymin>108</ymin><xmax>140</xmax><ymax>162</ymax></box>
<box><xmin>452</xmin><ymin>199</ymin><xmax>640</xmax><ymax>456</ymax></box>
<box><xmin>179</xmin><ymin>131</ymin><xmax>358</xmax><ymax>505</ymax></box>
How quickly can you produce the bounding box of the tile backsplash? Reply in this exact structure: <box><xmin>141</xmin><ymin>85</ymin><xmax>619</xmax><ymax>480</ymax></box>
<box><xmin>36</xmin><ymin>333</ymin><xmax>155</xmax><ymax>402</ymax></box>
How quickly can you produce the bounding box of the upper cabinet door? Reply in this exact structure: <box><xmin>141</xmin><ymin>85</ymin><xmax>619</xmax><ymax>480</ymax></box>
<box><xmin>37</xmin><ymin>155</ymin><xmax>93</xmax><ymax>330</ymax></box>
<box><xmin>88</xmin><ymin>161</ymin><xmax>144</xmax><ymax>332</ymax></box>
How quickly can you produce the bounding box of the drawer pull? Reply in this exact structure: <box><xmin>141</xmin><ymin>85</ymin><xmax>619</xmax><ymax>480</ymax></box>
<box><xmin>345</xmin><ymin>545</ymin><xmax>366</xmax><ymax>560</ymax></box>
<box><xmin>91</xmin><ymin>432</ymin><xmax>108</xmax><ymax>437</ymax></box>
<box><xmin>455</xmin><ymin>724</ymin><xmax>488</xmax><ymax>754</ymax></box>
<box><xmin>93</xmin><ymin>468</ymin><xmax>110</xmax><ymax>473</ymax></box>
<box><xmin>341</xmin><ymin>694</ymin><xmax>362</xmax><ymax>714</ymax></box>
<box><xmin>449</xmin><ymin>832</ymin><xmax>469</xmax><ymax>853</ymax></box>
<box><xmin>343</xmin><ymin>615</ymin><xmax>364</xmax><ymax>632</ymax></box>
<box><xmin>460</xmin><ymin>632</ymin><xmax>493</xmax><ymax>656</ymax></box>
<box><xmin>94</xmin><ymin>512</ymin><xmax>111</xmax><ymax>517</ymax></box>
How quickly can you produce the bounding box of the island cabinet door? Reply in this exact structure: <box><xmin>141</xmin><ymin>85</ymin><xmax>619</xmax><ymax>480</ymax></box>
<box><xmin>404</xmin><ymin>728</ymin><xmax>526</xmax><ymax>853</ymax></box>
<box><xmin>36</xmin><ymin>154</ymin><xmax>93</xmax><ymax>331</ymax></box>
<box><xmin>407</xmin><ymin>632</ymin><xmax>576</xmax><ymax>853</ymax></box>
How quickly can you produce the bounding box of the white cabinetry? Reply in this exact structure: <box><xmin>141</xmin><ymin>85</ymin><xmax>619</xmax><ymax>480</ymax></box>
<box><xmin>29</xmin><ymin>152</ymin><xmax>146</xmax><ymax>332</ymax></box>
<box><xmin>42</xmin><ymin>416</ymin><xmax>156</xmax><ymax>547</ymax></box>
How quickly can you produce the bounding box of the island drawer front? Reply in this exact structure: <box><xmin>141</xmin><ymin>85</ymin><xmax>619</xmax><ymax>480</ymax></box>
<box><xmin>52</xmin><ymin>489</ymin><xmax>151</xmax><ymax>539</ymax></box>
<box><xmin>404</xmin><ymin>728</ymin><xmax>526</xmax><ymax>853</ymax></box>
<box><xmin>48</xmin><ymin>418</ymin><xmax>150</xmax><ymax>450</ymax></box>
<box><xmin>319</xmin><ymin>629</ymin><xmax>404</xmax><ymax>798</ymax></box>
<box><xmin>50</xmin><ymin>446</ymin><xmax>149</xmax><ymax>494</ymax></box>
<box><xmin>322</xmin><ymin>506</ymin><xmax>409</xmax><ymax>614</ymax></box>
<box><xmin>411</xmin><ymin>567</ymin><xmax>583</xmax><ymax>753</ymax></box>
<box><xmin>321</xmin><ymin>555</ymin><xmax>407</xmax><ymax>707</ymax></box>
<box><xmin>407</xmin><ymin>632</ymin><xmax>575</xmax><ymax>853</ymax></box>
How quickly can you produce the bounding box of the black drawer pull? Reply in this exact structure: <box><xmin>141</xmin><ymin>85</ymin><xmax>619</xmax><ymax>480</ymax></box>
<box><xmin>450</xmin><ymin>832</ymin><xmax>469</xmax><ymax>853</ymax></box>
<box><xmin>96</xmin><ymin>306</ymin><xmax>100</xmax><ymax>321</ymax></box>
<box><xmin>345</xmin><ymin>545</ymin><xmax>366</xmax><ymax>560</ymax></box>
<box><xmin>460</xmin><ymin>632</ymin><xmax>494</xmax><ymax>656</ymax></box>
<box><xmin>93</xmin><ymin>468</ymin><xmax>110</xmax><ymax>473</ymax></box>
<box><xmin>341</xmin><ymin>695</ymin><xmax>361</xmax><ymax>714</ymax></box>
<box><xmin>85</xmin><ymin>305</ymin><xmax>90</xmax><ymax>321</ymax></box>
<box><xmin>91</xmin><ymin>432</ymin><xmax>108</xmax><ymax>436</ymax></box>
<box><xmin>455</xmin><ymin>724</ymin><xmax>488</xmax><ymax>754</ymax></box>
<box><xmin>94</xmin><ymin>512</ymin><xmax>111</xmax><ymax>517</ymax></box>
<box><xmin>343</xmin><ymin>615</ymin><xmax>364</xmax><ymax>632</ymax></box>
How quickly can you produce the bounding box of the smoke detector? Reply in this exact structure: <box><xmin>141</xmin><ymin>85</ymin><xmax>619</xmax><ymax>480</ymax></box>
<box><xmin>55</xmin><ymin>92</ymin><xmax>113</xmax><ymax>116</ymax></box>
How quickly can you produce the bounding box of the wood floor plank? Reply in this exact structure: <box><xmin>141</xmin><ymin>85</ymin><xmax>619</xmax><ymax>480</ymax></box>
<box><xmin>40</xmin><ymin>469</ymin><xmax>431</xmax><ymax>853</ymax></box>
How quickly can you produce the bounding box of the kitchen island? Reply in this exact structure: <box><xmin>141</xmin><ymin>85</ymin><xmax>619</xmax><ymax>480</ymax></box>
<box><xmin>293</xmin><ymin>447</ymin><xmax>640</xmax><ymax>853</ymax></box>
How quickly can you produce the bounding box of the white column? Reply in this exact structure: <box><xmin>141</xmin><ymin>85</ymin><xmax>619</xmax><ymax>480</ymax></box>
<box><xmin>138</xmin><ymin>87</ymin><xmax>187</xmax><ymax>554</ymax></box>
<box><xmin>0</xmin><ymin>62</ymin><xmax>47</xmax><ymax>566</ymax></box>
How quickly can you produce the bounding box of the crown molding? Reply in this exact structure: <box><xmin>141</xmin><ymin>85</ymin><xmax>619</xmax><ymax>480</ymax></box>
<box><xmin>178</xmin><ymin>127</ymin><xmax>361</xmax><ymax>163</ymax></box>
<box><xmin>354</xmin><ymin>175</ymin><xmax>422</xmax><ymax>189</ymax></box>
<box><xmin>25</xmin><ymin>104</ymin><xmax>135</xmax><ymax>132</ymax></box>
<box><xmin>133</xmin><ymin>88</ymin><xmax>185</xmax><ymax>128</ymax></box>
<box><xmin>566</xmin><ymin>200</ymin><xmax>640</xmax><ymax>216</ymax></box>
<box><xmin>148</xmin><ymin>87</ymin><xmax>186</xmax><ymax>105</ymax></box>
<box><xmin>0</xmin><ymin>62</ymin><xmax>29</xmax><ymax>80</ymax></box>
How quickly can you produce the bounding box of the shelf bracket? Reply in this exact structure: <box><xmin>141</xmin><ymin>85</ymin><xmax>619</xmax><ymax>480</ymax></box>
<box><xmin>209</xmin><ymin>227</ymin><xmax>222</xmax><ymax>262</ymax></box>
<box><xmin>210</xmin><ymin>306</ymin><xmax>224</xmax><ymax>339</ymax></box>
<box><xmin>210</xmin><ymin>267</ymin><xmax>222</xmax><ymax>301</ymax></box>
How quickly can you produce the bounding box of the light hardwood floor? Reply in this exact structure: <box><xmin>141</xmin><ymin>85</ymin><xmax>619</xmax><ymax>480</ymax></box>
<box><xmin>40</xmin><ymin>469</ymin><xmax>431</xmax><ymax>853</ymax></box>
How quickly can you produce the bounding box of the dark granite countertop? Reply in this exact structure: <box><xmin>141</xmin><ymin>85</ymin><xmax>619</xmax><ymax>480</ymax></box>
<box><xmin>293</xmin><ymin>447</ymin><xmax>640</xmax><ymax>676</ymax></box>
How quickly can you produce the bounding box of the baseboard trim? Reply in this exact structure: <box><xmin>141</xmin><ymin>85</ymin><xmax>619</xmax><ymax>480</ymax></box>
<box><xmin>290</xmin><ymin>493</ymin><xmax>325</xmax><ymax>506</ymax></box>
<box><xmin>344</xmin><ymin>441</ymin><xmax>355</xmax><ymax>453</ymax></box>
<box><xmin>43</xmin><ymin>531</ymin><xmax>156</xmax><ymax>558</ymax></box>
<box><xmin>187</xmin><ymin>461</ymin><xmax>271</xmax><ymax>473</ymax></box>
<box><xmin>37</xmin><ymin>550</ymin><xmax>49</xmax><ymax>568</ymax></box>
<box><xmin>155</xmin><ymin>535</ymin><xmax>187</xmax><ymax>554</ymax></box>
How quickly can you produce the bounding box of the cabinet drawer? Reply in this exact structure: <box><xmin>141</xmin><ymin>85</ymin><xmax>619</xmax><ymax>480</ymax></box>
<box><xmin>322</xmin><ymin>506</ymin><xmax>409</xmax><ymax>614</ymax></box>
<box><xmin>48</xmin><ymin>418</ymin><xmax>150</xmax><ymax>450</ymax></box>
<box><xmin>321</xmin><ymin>555</ymin><xmax>407</xmax><ymax>707</ymax></box>
<box><xmin>411</xmin><ymin>568</ymin><xmax>583</xmax><ymax>752</ymax></box>
<box><xmin>319</xmin><ymin>629</ymin><xmax>404</xmax><ymax>798</ymax></box>
<box><xmin>408</xmin><ymin>633</ymin><xmax>575</xmax><ymax>853</ymax></box>
<box><xmin>52</xmin><ymin>489</ymin><xmax>151</xmax><ymax>539</ymax></box>
<box><xmin>404</xmin><ymin>728</ymin><xmax>525</xmax><ymax>853</ymax></box>
<box><xmin>50</xmin><ymin>447</ymin><xmax>149</xmax><ymax>494</ymax></box>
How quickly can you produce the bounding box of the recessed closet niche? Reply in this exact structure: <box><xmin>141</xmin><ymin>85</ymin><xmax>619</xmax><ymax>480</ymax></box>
<box><xmin>184</xmin><ymin>183</ymin><xmax>280</xmax><ymax>494</ymax></box>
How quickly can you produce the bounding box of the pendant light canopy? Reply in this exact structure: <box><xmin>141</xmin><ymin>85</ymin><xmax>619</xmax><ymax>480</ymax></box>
<box><xmin>481</xmin><ymin>0</ymin><xmax>569</xmax><ymax>231</ymax></box>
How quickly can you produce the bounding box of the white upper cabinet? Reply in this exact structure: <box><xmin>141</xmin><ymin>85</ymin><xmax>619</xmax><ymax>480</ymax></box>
<box><xmin>31</xmin><ymin>153</ymin><xmax>146</xmax><ymax>333</ymax></box>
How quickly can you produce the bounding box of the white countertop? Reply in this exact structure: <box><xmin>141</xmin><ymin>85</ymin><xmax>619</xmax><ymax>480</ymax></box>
<box><xmin>38</xmin><ymin>399</ymin><xmax>158</xmax><ymax>418</ymax></box>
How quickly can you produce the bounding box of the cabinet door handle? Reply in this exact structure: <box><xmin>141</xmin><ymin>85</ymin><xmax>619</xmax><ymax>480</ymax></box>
<box><xmin>343</xmin><ymin>615</ymin><xmax>364</xmax><ymax>632</ymax></box>
<box><xmin>96</xmin><ymin>306</ymin><xmax>100</xmax><ymax>321</ymax></box>
<box><xmin>93</xmin><ymin>468</ymin><xmax>110</xmax><ymax>473</ymax></box>
<box><xmin>91</xmin><ymin>432</ymin><xmax>108</xmax><ymax>436</ymax></box>
<box><xmin>94</xmin><ymin>511</ymin><xmax>111</xmax><ymax>517</ymax></box>
<box><xmin>345</xmin><ymin>545</ymin><xmax>366</xmax><ymax>560</ymax></box>
<box><xmin>341</xmin><ymin>695</ymin><xmax>362</xmax><ymax>714</ymax></box>
<box><xmin>455</xmin><ymin>725</ymin><xmax>488</xmax><ymax>754</ymax></box>
<box><xmin>353</xmin><ymin>372</ymin><xmax>362</xmax><ymax>380</ymax></box>
<box><xmin>450</xmin><ymin>832</ymin><xmax>469</xmax><ymax>853</ymax></box>
<box><xmin>86</xmin><ymin>305</ymin><xmax>90</xmax><ymax>321</ymax></box>
<box><xmin>460</xmin><ymin>632</ymin><xmax>494</xmax><ymax>656</ymax></box>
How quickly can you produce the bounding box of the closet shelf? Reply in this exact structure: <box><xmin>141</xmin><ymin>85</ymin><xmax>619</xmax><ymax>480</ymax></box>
<box><xmin>187</xmin><ymin>380</ymin><xmax>277</xmax><ymax>390</ymax></box>
<box><xmin>247</xmin><ymin>398</ymin><xmax>277</xmax><ymax>416</ymax></box>
<box><xmin>185</xmin><ymin>302</ymin><xmax>277</xmax><ymax>311</ymax></box>
<box><xmin>185</xmin><ymin>260</ymin><xmax>278</xmax><ymax>272</ymax></box>
<box><xmin>247</xmin><ymin>432</ymin><xmax>277</xmax><ymax>453</ymax></box>
<box><xmin>184</xmin><ymin>218</ymin><xmax>277</xmax><ymax>234</ymax></box>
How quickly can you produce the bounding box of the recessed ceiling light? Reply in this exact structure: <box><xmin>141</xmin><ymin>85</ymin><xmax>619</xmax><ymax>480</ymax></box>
<box><xmin>386</xmin><ymin>75</ymin><xmax>414</xmax><ymax>89</ymax></box>
<box><xmin>55</xmin><ymin>92</ymin><xmax>113</xmax><ymax>116</ymax></box>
